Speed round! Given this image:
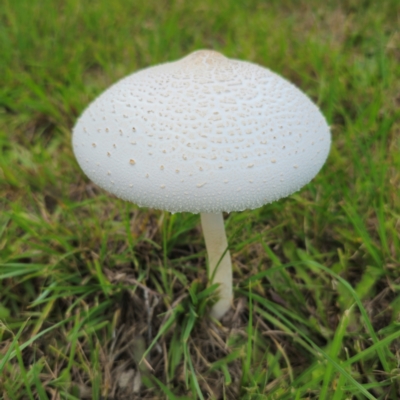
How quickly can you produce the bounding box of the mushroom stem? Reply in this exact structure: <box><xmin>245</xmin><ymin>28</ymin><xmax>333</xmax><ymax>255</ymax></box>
<box><xmin>200</xmin><ymin>212</ymin><xmax>233</xmax><ymax>320</ymax></box>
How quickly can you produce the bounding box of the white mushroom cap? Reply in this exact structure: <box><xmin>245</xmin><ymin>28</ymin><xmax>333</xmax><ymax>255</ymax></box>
<box><xmin>72</xmin><ymin>50</ymin><xmax>331</xmax><ymax>213</ymax></box>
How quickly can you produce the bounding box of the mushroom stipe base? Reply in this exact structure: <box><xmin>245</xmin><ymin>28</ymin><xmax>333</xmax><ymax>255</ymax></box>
<box><xmin>200</xmin><ymin>212</ymin><xmax>233</xmax><ymax>320</ymax></box>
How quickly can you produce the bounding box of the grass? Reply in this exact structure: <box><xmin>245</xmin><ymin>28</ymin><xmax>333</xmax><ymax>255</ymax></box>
<box><xmin>1</xmin><ymin>0</ymin><xmax>400</xmax><ymax>398</ymax></box>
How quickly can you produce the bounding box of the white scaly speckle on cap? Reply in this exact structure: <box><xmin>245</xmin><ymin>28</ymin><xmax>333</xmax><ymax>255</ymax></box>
<box><xmin>72</xmin><ymin>50</ymin><xmax>331</xmax><ymax>213</ymax></box>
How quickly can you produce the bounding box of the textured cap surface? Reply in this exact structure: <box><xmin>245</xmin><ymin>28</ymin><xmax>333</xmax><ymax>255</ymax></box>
<box><xmin>72</xmin><ymin>50</ymin><xmax>331</xmax><ymax>213</ymax></box>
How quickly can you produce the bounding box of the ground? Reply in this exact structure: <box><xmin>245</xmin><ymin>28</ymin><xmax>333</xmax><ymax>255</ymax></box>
<box><xmin>0</xmin><ymin>0</ymin><xmax>400</xmax><ymax>399</ymax></box>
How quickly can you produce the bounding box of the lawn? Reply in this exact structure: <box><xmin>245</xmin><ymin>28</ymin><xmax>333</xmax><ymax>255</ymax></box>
<box><xmin>1</xmin><ymin>0</ymin><xmax>399</xmax><ymax>399</ymax></box>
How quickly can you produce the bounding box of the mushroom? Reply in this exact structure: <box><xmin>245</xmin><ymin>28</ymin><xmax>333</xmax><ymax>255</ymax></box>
<box><xmin>72</xmin><ymin>50</ymin><xmax>331</xmax><ymax>320</ymax></box>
